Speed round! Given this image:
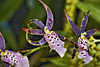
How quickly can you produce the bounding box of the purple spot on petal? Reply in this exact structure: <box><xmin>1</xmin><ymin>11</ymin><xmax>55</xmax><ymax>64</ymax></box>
<box><xmin>49</xmin><ymin>18</ymin><xmax>52</xmax><ymax>23</ymax></box>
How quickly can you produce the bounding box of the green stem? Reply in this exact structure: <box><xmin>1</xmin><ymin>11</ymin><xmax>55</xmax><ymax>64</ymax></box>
<box><xmin>25</xmin><ymin>47</ymin><xmax>40</xmax><ymax>56</ymax></box>
<box><xmin>24</xmin><ymin>45</ymin><xmax>49</xmax><ymax>56</ymax></box>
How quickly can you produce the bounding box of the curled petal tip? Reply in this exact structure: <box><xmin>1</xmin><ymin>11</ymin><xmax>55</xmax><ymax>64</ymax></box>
<box><xmin>22</xmin><ymin>28</ymin><xmax>27</xmax><ymax>32</ymax></box>
<box><xmin>94</xmin><ymin>28</ymin><xmax>97</xmax><ymax>32</ymax></box>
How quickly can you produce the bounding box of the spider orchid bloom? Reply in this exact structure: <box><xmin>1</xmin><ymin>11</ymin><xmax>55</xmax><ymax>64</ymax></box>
<box><xmin>22</xmin><ymin>0</ymin><xmax>66</xmax><ymax>57</ymax></box>
<box><xmin>65</xmin><ymin>10</ymin><xmax>97</xmax><ymax>64</ymax></box>
<box><xmin>0</xmin><ymin>33</ymin><xmax>29</xmax><ymax>67</ymax></box>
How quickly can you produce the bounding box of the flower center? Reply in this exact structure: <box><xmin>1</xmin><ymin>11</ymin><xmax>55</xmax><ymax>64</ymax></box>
<box><xmin>44</xmin><ymin>26</ymin><xmax>51</xmax><ymax>34</ymax></box>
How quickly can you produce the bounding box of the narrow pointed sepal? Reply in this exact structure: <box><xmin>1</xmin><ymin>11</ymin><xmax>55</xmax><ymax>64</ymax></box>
<box><xmin>27</xmin><ymin>19</ymin><xmax>45</xmax><ymax>29</ymax></box>
<box><xmin>25</xmin><ymin>29</ymin><xmax>46</xmax><ymax>45</ymax></box>
<box><xmin>64</xmin><ymin>10</ymin><xmax>81</xmax><ymax>36</ymax></box>
<box><xmin>85</xmin><ymin>29</ymin><xmax>97</xmax><ymax>38</ymax></box>
<box><xmin>4</xmin><ymin>62</ymin><xmax>10</xmax><ymax>67</ymax></box>
<box><xmin>22</xmin><ymin>28</ymin><xmax>45</xmax><ymax>35</ymax></box>
<box><xmin>72</xmin><ymin>49</ymin><xmax>77</xmax><ymax>59</ymax></box>
<box><xmin>78</xmin><ymin>50</ymin><xmax>93</xmax><ymax>64</ymax></box>
<box><xmin>44</xmin><ymin>31</ymin><xmax>67</xmax><ymax>57</ymax></box>
<box><xmin>39</xmin><ymin>0</ymin><xmax>53</xmax><ymax>30</ymax></box>
<box><xmin>0</xmin><ymin>33</ymin><xmax>5</xmax><ymax>51</ymax></box>
<box><xmin>81</xmin><ymin>10</ymin><xmax>90</xmax><ymax>33</ymax></box>
<box><xmin>1</xmin><ymin>50</ymin><xmax>29</xmax><ymax>67</ymax></box>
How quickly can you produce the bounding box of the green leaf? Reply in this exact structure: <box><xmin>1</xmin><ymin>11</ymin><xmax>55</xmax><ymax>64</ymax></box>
<box><xmin>0</xmin><ymin>0</ymin><xmax>24</xmax><ymax>22</ymax></box>
<box><xmin>76</xmin><ymin>1</ymin><xmax>100</xmax><ymax>22</ymax></box>
<box><xmin>49</xmin><ymin>57</ymin><xmax>71</xmax><ymax>67</ymax></box>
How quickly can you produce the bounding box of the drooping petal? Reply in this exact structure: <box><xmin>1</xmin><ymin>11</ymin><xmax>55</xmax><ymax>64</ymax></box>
<box><xmin>26</xmin><ymin>30</ymin><xmax>46</xmax><ymax>45</ymax></box>
<box><xmin>81</xmin><ymin>10</ymin><xmax>90</xmax><ymax>33</ymax></box>
<box><xmin>64</xmin><ymin>10</ymin><xmax>81</xmax><ymax>36</ymax></box>
<box><xmin>0</xmin><ymin>33</ymin><xmax>5</xmax><ymax>51</ymax></box>
<box><xmin>85</xmin><ymin>29</ymin><xmax>97</xmax><ymax>38</ymax></box>
<box><xmin>72</xmin><ymin>49</ymin><xmax>77</xmax><ymax>59</ymax></box>
<box><xmin>44</xmin><ymin>31</ymin><xmax>67</xmax><ymax>57</ymax></box>
<box><xmin>4</xmin><ymin>62</ymin><xmax>10</xmax><ymax>67</ymax></box>
<box><xmin>22</xmin><ymin>28</ymin><xmax>45</xmax><ymax>35</ymax></box>
<box><xmin>39</xmin><ymin>0</ymin><xmax>53</xmax><ymax>30</ymax></box>
<box><xmin>27</xmin><ymin>19</ymin><xmax>45</xmax><ymax>29</ymax></box>
<box><xmin>78</xmin><ymin>50</ymin><xmax>93</xmax><ymax>64</ymax></box>
<box><xmin>1</xmin><ymin>50</ymin><xmax>29</xmax><ymax>67</ymax></box>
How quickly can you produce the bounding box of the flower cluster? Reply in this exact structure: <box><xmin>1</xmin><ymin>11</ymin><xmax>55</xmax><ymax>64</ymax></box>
<box><xmin>22</xmin><ymin>0</ymin><xmax>97</xmax><ymax>64</ymax></box>
<box><xmin>64</xmin><ymin>10</ymin><xmax>97</xmax><ymax>64</ymax></box>
<box><xmin>0</xmin><ymin>0</ymin><xmax>97</xmax><ymax>66</ymax></box>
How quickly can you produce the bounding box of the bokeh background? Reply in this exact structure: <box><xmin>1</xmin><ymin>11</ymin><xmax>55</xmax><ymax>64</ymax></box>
<box><xmin>0</xmin><ymin>0</ymin><xmax>100</xmax><ymax>67</ymax></box>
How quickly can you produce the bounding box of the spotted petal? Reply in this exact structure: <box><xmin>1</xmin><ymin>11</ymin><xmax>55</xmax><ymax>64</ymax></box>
<box><xmin>85</xmin><ymin>29</ymin><xmax>97</xmax><ymax>38</ymax></box>
<box><xmin>1</xmin><ymin>50</ymin><xmax>29</xmax><ymax>67</ymax></box>
<box><xmin>0</xmin><ymin>33</ymin><xmax>5</xmax><ymax>51</ymax></box>
<box><xmin>81</xmin><ymin>10</ymin><xmax>90</xmax><ymax>33</ymax></box>
<box><xmin>39</xmin><ymin>0</ymin><xmax>53</xmax><ymax>30</ymax></box>
<box><xmin>44</xmin><ymin>31</ymin><xmax>66</xmax><ymax>57</ymax></box>
<box><xmin>22</xmin><ymin>28</ymin><xmax>45</xmax><ymax>35</ymax></box>
<box><xmin>27</xmin><ymin>19</ymin><xmax>45</xmax><ymax>29</ymax></box>
<box><xmin>64</xmin><ymin>10</ymin><xmax>81</xmax><ymax>36</ymax></box>
<box><xmin>78</xmin><ymin>50</ymin><xmax>93</xmax><ymax>64</ymax></box>
<box><xmin>26</xmin><ymin>29</ymin><xmax>46</xmax><ymax>45</ymax></box>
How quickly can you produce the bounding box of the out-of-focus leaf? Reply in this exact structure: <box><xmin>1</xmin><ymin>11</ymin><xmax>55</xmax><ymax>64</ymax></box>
<box><xmin>76</xmin><ymin>1</ymin><xmax>100</xmax><ymax>22</ymax></box>
<box><xmin>0</xmin><ymin>0</ymin><xmax>24</xmax><ymax>22</ymax></box>
<box><xmin>0</xmin><ymin>21</ymin><xmax>18</xmax><ymax>50</ymax></box>
<box><xmin>43</xmin><ymin>64</ymin><xmax>60</xmax><ymax>67</ymax></box>
<box><xmin>49</xmin><ymin>57</ymin><xmax>71</xmax><ymax>67</ymax></box>
<box><xmin>26</xmin><ymin>0</ymin><xmax>35</xmax><ymax>9</ymax></box>
<box><xmin>19</xmin><ymin>0</ymin><xmax>53</xmax><ymax>48</ymax></box>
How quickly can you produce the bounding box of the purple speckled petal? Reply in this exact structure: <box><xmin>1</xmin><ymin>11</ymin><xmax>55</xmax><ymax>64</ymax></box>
<box><xmin>39</xmin><ymin>0</ymin><xmax>53</xmax><ymax>30</ymax></box>
<box><xmin>26</xmin><ymin>30</ymin><xmax>46</xmax><ymax>45</ymax></box>
<box><xmin>22</xmin><ymin>28</ymin><xmax>45</xmax><ymax>35</ymax></box>
<box><xmin>64</xmin><ymin>10</ymin><xmax>81</xmax><ymax>36</ymax></box>
<box><xmin>85</xmin><ymin>29</ymin><xmax>97</xmax><ymax>38</ymax></box>
<box><xmin>78</xmin><ymin>50</ymin><xmax>93</xmax><ymax>64</ymax></box>
<box><xmin>44</xmin><ymin>31</ymin><xmax>67</xmax><ymax>57</ymax></box>
<box><xmin>4</xmin><ymin>62</ymin><xmax>10</xmax><ymax>67</ymax></box>
<box><xmin>0</xmin><ymin>33</ymin><xmax>5</xmax><ymax>51</ymax></box>
<box><xmin>1</xmin><ymin>50</ymin><xmax>29</xmax><ymax>67</ymax></box>
<box><xmin>27</xmin><ymin>19</ymin><xmax>45</xmax><ymax>29</ymax></box>
<box><xmin>78</xmin><ymin>37</ymin><xmax>88</xmax><ymax>50</ymax></box>
<box><xmin>81</xmin><ymin>10</ymin><xmax>90</xmax><ymax>33</ymax></box>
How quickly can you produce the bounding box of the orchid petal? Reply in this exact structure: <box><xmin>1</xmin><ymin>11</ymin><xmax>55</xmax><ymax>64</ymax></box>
<box><xmin>22</xmin><ymin>28</ymin><xmax>45</xmax><ymax>35</ymax></box>
<box><xmin>26</xmin><ymin>30</ymin><xmax>46</xmax><ymax>45</ymax></box>
<box><xmin>81</xmin><ymin>10</ymin><xmax>90</xmax><ymax>33</ymax></box>
<box><xmin>0</xmin><ymin>33</ymin><xmax>5</xmax><ymax>51</ymax></box>
<box><xmin>27</xmin><ymin>19</ymin><xmax>45</xmax><ymax>29</ymax></box>
<box><xmin>64</xmin><ymin>10</ymin><xmax>81</xmax><ymax>36</ymax></box>
<box><xmin>39</xmin><ymin>0</ymin><xmax>53</xmax><ymax>30</ymax></box>
<box><xmin>4</xmin><ymin>62</ymin><xmax>10</xmax><ymax>67</ymax></box>
<box><xmin>1</xmin><ymin>50</ymin><xmax>29</xmax><ymax>67</ymax></box>
<box><xmin>85</xmin><ymin>29</ymin><xmax>97</xmax><ymax>38</ymax></box>
<box><xmin>78</xmin><ymin>50</ymin><xmax>93</xmax><ymax>64</ymax></box>
<box><xmin>44</xmin><ymin>31</ymin><xmax>66</xmax><ymax>57</ymax></box>
<box><xmin>72</xmin><ymin>49</ymin><xmax>77</xmax><ymax>59</ymax></box>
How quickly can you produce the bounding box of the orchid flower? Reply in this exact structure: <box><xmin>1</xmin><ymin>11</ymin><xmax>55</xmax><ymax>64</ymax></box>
<box><xmin>22</xmin><ymin>0</ymin><xmax>67</xmax><ymax>57</ymax></box>
<box><xmin>0</xmin><ymin>33</ymin><xmax>29</xmax><ymax>67</ymax></box>
<box><xmin>65</xmin><ymin>10</ymin><xmax>97</xmax><ymax>64</ymax></box>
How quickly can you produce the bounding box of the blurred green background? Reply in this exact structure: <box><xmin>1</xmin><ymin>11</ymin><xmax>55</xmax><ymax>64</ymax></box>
<box><xmin>0</xmin><ymin>0</ymin><xmax>100</xmax><ymax>67</ymax></box>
